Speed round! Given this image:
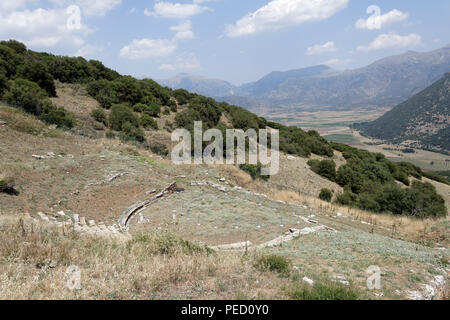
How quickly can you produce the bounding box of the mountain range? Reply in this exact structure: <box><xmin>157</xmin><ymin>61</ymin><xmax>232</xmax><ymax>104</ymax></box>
<box><xmin>357</xmin><ymin>72</ymin><xmax>450</xmax><ymax>153</ymax></box>
<box><xmin>161</xmin><ymin>45</ymin><xmax>450</xmax><ymax>112</ymax></box>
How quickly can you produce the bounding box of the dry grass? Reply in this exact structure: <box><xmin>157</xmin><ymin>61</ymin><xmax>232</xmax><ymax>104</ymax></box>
<box><xmin>0</xmin><ymin>214</ymin><xmax>298</xmax><ymax>300</ymax></box>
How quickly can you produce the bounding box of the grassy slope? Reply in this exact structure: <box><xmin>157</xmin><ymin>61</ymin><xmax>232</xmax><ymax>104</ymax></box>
<box><xmin>0</xmin><ymin>85</ymin><xmax>449</xmax><ymax>300</ymax></box>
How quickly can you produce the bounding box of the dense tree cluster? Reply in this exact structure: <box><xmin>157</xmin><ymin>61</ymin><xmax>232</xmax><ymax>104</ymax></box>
<box><xmin>329</xmin><ymin>143</ymin><xmax>447</xmax><ymax>218</ymax></box>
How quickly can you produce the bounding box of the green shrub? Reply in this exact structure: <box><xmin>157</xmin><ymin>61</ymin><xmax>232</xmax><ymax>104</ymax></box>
<box><xmin>105</xmin><ymin>131</ymin><xmax>116</xmax><ymax>139</ymax></box>
<box><xmin>150</xmin><ymin>142</ymin><xmax>169</xmax><ymax>156</ymax></box>
<box><xmin>91</xmin><ymin>108</ymin><xmax>107</xmax><ymax>125</ymax></box>
<box><xmin>287</xmin><ymin>282</ymin><xmax>359</xmax><ymax>300</ymax></box>
<box><xmin>422</xmin><ymin>172</ymin><xmax>450</xmax><ymax>185</ymax></box>
<box><xmin>108</xmin><ymin>103</ymin><xmax>139</xmax><ymax>131</ymax></box>
<box><xmin>144</xmin><ymin>104</ymin><xmax>161</xmax><ymax>117</ymax></box>
<box><xmin>0</xmin><ymin>177</ymin><xmax>17</xmax><ymax>195</ymax></box>
<box><xmin>0</xmin><ymin>70</ymin><xmax>8</xmax><ymax>97</ymax></box>
<box><xmin>87</xmin><ymin>80</ymin><xmax>117</xmax><ymax>109</ymax></box>
<box><xmin>255</xmin><ymin>254</ymin><xmax>291</xmax><ymax>275</ymax></box>
<box><xmin>132</xmin><ymin>103</ymin><xmax>147</xmax><ymax>113</ymax></box>
<box><xmin>239</xmin><ymin>163</ymin><xmax>270</xmax><ymax>181</ymax></box>
<box><xmin>0</xmin><ymin>40</ymin><xmax>27</xmax><ymax>54</ymax></box>
<box><xmin>140</xmin><ymin>114</ymin><xmax>158</xmax><ymax>130</ymax></box>
<box><xmin>319</xmin><ymin>188</ymin><xmax>333</xmax><ymax>202</ymax></box>
<box><xmin>39</xmin><ymin>100</ymin><xmax>74</xmax><ymax>128</ymax></box>
<box><xmin>0</xmin><ymin>44</ymin><xmax>21</xmax><ymax>77</ymax></box>
<box><xmin>308</xmin><ymin>159</ymin><xmax>336</xmax><ymax>181</ymax></box>
<box><xmin>4</xmin><ymin>79</ymin><xmax>46</xmax><ymax>114</ymax></box>
<box><xmin>17</xmin><ymin>60</ymin><xmax>56</xmax><ymax>96</ymax></box>
<box><xmin>172</xmin><ymin>88</ymin><xmax>193</xmax><ymax>105</ymax></box>
<box><xmin>112</xmin><ymin>76</ymin><xmax>143</xmax><ymax>105</ymax></box>
<box><xmin>120</xmin><ymin>121</ymin><xmax>145</xmax><ymax>143</ymax></box>
<box><xmin>167</xmin><ymin>99</ymin><xmax>177</xmax><ymax>112</ymax></box>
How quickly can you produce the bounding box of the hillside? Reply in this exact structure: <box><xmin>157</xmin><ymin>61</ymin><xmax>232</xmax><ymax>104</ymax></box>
<box><xmin>0</xmin><ymin>41</ymin><xmax>449</xmax><ymax>300</ymax></box>
<box><xmin>358</xmin><ymin>72</ymin><xmax>450</xmax><ymax>153</ymax></box>
<box><xmin>163</xmin><ymin>45</ymin><xmax>450</xmax><ymax>111</ymax></box>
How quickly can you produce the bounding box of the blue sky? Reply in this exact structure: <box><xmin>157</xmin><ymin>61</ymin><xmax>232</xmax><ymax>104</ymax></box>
<box><xmin>0</xmin><ymin>0</ymin><xmax>449</xmax><ymax>84</ymax></box>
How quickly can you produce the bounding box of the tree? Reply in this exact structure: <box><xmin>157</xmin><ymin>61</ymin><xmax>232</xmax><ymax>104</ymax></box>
<box><xmin>0</xmin><ymin>40</ymin><xmax>27</xmax><ymax>54</ymax></box>
<box><xmin>140</xmin><ymin>114</ymin><xmax>158</xmax><ymax>130</ymax></box>
<box><xmin>0</xmin><ymin>45</ymin><xmax>20</xmax><ymax>77</ymax></box>
<box><xmin>4</xmin><ymin>79</ymin><xmax>46</xmax><ymax>114</ymax></box>
<box><xmin>108</xmin><ymin>104</ymin><xmax>139</xmax><ymax>131</ymax></box>
<box><xmin>319</xmin><ymin>189</ymin><xmax>333</xmax><ymax>202</ymax></box>
<box><xmin>91</xmin><ymin>108</ymin><xmax>107</xmax><ymax>125</ymax></box>
<box><xmin>17</xmin><ymin>60</ymin><xmax>56</xmax><ymax>97</ymax></box>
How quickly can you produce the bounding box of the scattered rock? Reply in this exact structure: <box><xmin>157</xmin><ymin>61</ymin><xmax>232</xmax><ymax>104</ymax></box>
<box><xmin>331</xmin><ymin>275</ymin><xmax>350</xmax><ymax>286</ymax></box>
<box><xmin>287</xmin><ymin>155</ymin><xmax>296</xmax><ymax>160</ymax></box>
<box><xmin>302</xmin><ymin>277</ymin><xmax>314</xmax><ymax>286</ymax></box>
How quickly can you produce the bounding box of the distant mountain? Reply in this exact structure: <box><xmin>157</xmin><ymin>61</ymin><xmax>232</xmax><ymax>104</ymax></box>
<box><xmin>161</xmin><ymin>45</ymin><xmax>450</xmax><ymax>112</ymax></box>
<box><xmin>160</xmin><ymin>73</ymin><xmax>236</xmax><ymax>98</ymax></box>
<box><xmin>357</xmin><ymin>72</ymin><xmax>450</xmax><ymax>153</ymax></box>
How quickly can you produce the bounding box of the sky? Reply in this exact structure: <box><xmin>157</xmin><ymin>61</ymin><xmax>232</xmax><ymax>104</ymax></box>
<box><xmin>0</xmin><ymin>0</ymin><xmax>449</xmax><ymax>85</ymax></box>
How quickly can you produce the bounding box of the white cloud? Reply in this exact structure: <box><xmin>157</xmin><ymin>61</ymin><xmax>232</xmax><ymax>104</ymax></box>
<box><xmin>144</xmin><ymin>1</ymin><xmax>211</xmax><ymax>19</ymax></box>
<box><xmin>356</xmin><ymin>33</ymin><xmax>421</xmax><ymax>52</ymax></box>
<box><xmin>0</xmin><ymin>0</ymin><xmax>34</xmax><ymax>13</ymax></box>
<box><xmin>355</xmin><ymin>9</ymin><xmax>408</xmax><ymax>30</ymax></box>
<box><xmin>225</xmin><ymin>0</ymin><xmax>348</xmax><ymax>37</ymax></box>
<box><xmin>48</xmin><ymin>0</ymin><xmax>122</xmax><ymax>16</ymax></box>
<box><xmin>171</xmin><ymin>20</ymin><xmax>195</xmax><ymax>40</ymax></box>
<box><xmin>121</xmin><ymin>18</ymin><xmax>197</xmax><ymax>60</ymax></box>
<box><xmin>119</xmin><ymin>39</ymin><xmax>177</xmax><ymax>59</ymax></box>
<box><xmin>159</xmin><ymin>52</ymin><xmax>202</xmax><ymax>72</ymax></box>
<box><xmin>306</xmin><ymin>41</ymin><xmax>336</xmax><ymax>55</ymax></box>
<box><xmin>160</xmin><ymin>63</ymin><xmax>176</xmax><ymax>71</ymax></box>
<box><xmin>0</xmin><ymin>7</ymin><xmax>91</xmax><ymax>49</ymax></box>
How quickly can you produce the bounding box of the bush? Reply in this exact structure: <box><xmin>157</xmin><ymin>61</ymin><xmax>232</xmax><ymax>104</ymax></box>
<box><xmin>150</xmin><ymin>142</ymin><xmax>169</xmax><ymax>156</ymax></box>
<box><xmin>4</xmin><ymin>79</ymin><xmax>46</xmax><ymax>114</ymax></box>
<box><xmin>319</xmin><ymin>188</ymin><xmax>333</xmax><ymax>202</ymax></box>
<box><xmin>112</xmin><ymin>76</ymin><xmax>143</xmax><ymax>105</ymax></box>
<box><xmin>0</xmin><ymin>177</ymin><xmax>17</xmax><ymax>195</ymax></box>
<box><xmin>87</xmin><ymin>80</ymin><xmax>117</xmax><ymax>109</ymax></box>
<box><xmin>0</xmin><ymin>70</ymin><xmax>8</xmax><ymax>97</ymax></box>
<box><xmin>239</xmin><ymin>163</ymin><xmax>269</xmax><ymax>181</ymax></box>
<box><xmin>422</xmin><ymin>172</ymin><xmax>450</xmax><ymax>185</ymax></box>
<box><xmin>105</xmin><ymin>131</ymin><xmax>116</xmax><ymax>139</ymax></box>
<box><xmin>144</xmin><ymin>104</ymin><xmax>161</xmax><ymax>117</ymax></box>
<box><xmin>0</xmin><ymin>44</ymin><xmax>21</xmax><ymax>77</ymax></box>
<box><xmin>132</xmin><ymin>103</ymin><xmax>147</xmax><ymax>113</ymax></box>
<box><xmin>255</xmin><ymin>254</ymin><xmax>291</xmax><ymax>275</ymax></box>
<box><xmin>172</xmin><ymin>88</ymin><xmax>192</xmax><ymax>105</ymax></box>
<box><xmin>91</xmin><ymin>108</ymin><xmax>107</xmax><ymax>125</ymax></box>
<box><xmin>0</xmin><ymin>40</ymin><xmax>27</xmax><ymax>54</ymax></box>
<box><xmin>120</xmin><ymin>122</ymin><xmax>145</xmax><ymax>143</ymax></box>
<box><xmin>287</xmin><ymin>282</ymin><xmax>358</xmax><ymax>300</ymax></box>
<box><xmin>17</xmin><ymin>60</ymin><xmax>56</xmax><ymax>96</ymax></box>
<box><xmin>140</xmin><ymin>114</ymin><xmax>158</xmax><ymax>130</ymax></box>
<box><xmin>39</xmin><ymin>100</ymin><xmax>74</xmax><ymax>128</ymax></box>
<box><xmin>108</xmin><ymin>103</ymin><xmax>139</xmax><ymax>131</ymax></box>
<box><xmin>308</xmin><ymin>159</ymin><xmax>336</xmax><ymax>181</ymax></box>
<box><xmin>167</xmin><ymin>99</ymin><xmax>177</xmax><ymax>112</ymax></box>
